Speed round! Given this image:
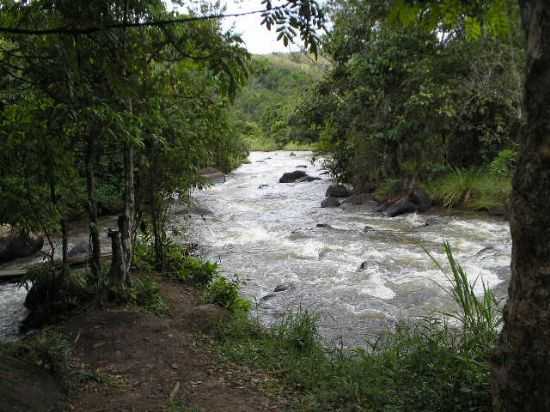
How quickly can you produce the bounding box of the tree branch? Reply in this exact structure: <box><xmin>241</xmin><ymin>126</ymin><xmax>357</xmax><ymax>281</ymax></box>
<box><xmin>0</xmin><ymin>7</ymin><xmax>286</xmax><ymax>36</ymax></box>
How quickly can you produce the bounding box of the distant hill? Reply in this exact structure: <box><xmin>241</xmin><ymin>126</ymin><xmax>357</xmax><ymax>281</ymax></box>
<box><xmin>232</xmin><ymin>52</ymin><xmax>330</xmax><ymax>150</ymax></box>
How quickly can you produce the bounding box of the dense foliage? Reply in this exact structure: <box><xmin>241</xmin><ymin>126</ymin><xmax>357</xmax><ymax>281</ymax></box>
<box><xmin>291</xmin><ymin>0</ymin><xmax>524</xmax><ymax>205</ymax></box>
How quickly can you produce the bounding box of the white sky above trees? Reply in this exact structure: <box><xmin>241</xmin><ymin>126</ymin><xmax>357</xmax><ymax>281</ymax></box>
<box><xmin>167</xmin><ymin>0</ymin><xmax>304</xmax><ymax>54</ymax></box>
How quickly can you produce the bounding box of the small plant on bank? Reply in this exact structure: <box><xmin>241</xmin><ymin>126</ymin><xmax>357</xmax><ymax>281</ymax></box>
<box><xmin>128</xmin><ymin>276</ymin><xmax>168</xmax><ymax>315</ymax></box>
<box><xmin>204</xmin><ymin>276</ymin><xmax>251</xmax><ymax>313</ymax></box>
<box><xmin>178</xmin><ymin>256</ymin><xmax>218</xmax><ymax>287</ymax></box>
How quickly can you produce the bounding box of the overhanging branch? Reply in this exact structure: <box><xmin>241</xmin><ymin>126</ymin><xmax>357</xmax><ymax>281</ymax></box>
<box><xmin>0</xmin><ymin>6</ymin><xmax>286</xmax><ymax>36</ymax></box>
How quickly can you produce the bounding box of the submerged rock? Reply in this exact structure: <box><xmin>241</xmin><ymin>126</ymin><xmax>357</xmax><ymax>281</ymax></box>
<box><xmin>326</xmin><ymin>184</ymin><xmax>351</xmax><ymax>198</ymax></box>
<box><xmin>316</xmin><ymin>223</ymin><xmax>333</xmax><ymax>229</ymax></box>
<box><xmin>321</xmin><ymin>197</ymin><xmax>341</xmax><ymax>208</ymax></box>
<box><xmin>296</xmin><ymin>164</ymin><xmax>308</xmax><ymax>169</ymax></box>
<box><xmin>258</xmin><ymin>184</ymin><xmax>269</xmax><ymax>189</ymax></box>
<box><xmin>274</xmin><ymin>283</ymin><xmax>293</xmax><ymax>292</ymax></box>
<box><xmin>260</xmin><ymin>293</ymin><xmax>277</xmax><ymax>301</ymax></box>
<box><xmin>357</xmin><ymin>261</ymin><xmax>368</xmax><ymax>271</ymax></box>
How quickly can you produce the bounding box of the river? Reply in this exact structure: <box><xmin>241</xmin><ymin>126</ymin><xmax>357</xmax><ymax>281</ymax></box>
<box><xmin>0</xmin><ymin>151</ymin><xmax>511</xmax><ymax>346</ymax></box>
<box><xmin>181</xmin><ymin>151</ymin><xmax>511</xmax><ymax>347</ymax></box>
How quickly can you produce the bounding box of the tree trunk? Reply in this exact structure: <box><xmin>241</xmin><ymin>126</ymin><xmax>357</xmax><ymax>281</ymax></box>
<box><xmin>61</xmin><ymin>218</ymin><xmax>68</xmax><ymax>277</ymax></box>
<box><xmin>492</xmin><ymin>1</ymin><xmax>550</xmax><ymax>410</ymax></box>
<box><xmin>122</xmin><ymin>143</ymin><xmax>135</xmax><ymax>271</ymax></box>
<box><xmin>120</xmin><ymin>98</ymin><xmax>135</xmax><ymax>283</ymax></box>
<box><xmin>108</xmin><ymin>229</ymin><xmax>126</xmax><ymax>289</ymax></box>
<box><xmin>86</xmin><ymin>134</ymin><xmax>101</xmax><ymax>279</ymax></box>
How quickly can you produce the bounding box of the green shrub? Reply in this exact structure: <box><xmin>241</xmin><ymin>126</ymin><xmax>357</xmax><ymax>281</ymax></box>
<box><xmin>204</xmin><ymin>276</ymin><xmax>251</xmax><ymax>313</ymax></box>
<box><xmin>178</xmin><ymin>256</ymin><xmax>218</xmax><ymax>287</ymax></box>
<box><xmin>129</xmin><ymin>276</ymin><xmax>168</xmax><ymax>315</ymax></box>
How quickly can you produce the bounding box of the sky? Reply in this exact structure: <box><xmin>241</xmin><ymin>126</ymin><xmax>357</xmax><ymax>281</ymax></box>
<box><xmin>168</xmin><ymin>0</ymin><xmax>305</xmax><ymax>54</ymax></box>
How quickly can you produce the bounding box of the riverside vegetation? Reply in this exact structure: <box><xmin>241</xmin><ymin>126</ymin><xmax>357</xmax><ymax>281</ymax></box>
<box><xmin>1</xmin><ymin>241</ymin><xmax>500</xmax><ymax>411</ymax></box>
<box><xmin>2</xmin><ymin>0</ymin><xmax>550</xmax><ymax>410</ymax></box>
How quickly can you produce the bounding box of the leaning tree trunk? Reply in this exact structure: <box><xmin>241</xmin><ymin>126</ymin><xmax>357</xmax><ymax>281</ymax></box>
<box><xmin>492</xmin><ymin>1</ymin><xmax>550</xmax><ymax>410</ymax></box>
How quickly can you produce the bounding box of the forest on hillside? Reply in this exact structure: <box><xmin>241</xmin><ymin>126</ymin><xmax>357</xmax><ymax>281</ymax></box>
<box><xmin>1</xmin><ymin>0</ymin><xmax>550</xmax><ymax>411</ymax></box>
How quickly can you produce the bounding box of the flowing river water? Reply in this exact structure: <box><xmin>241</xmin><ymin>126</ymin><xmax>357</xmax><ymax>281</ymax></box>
<box><xmin>0</xmin><ymin>151</ymin><xmax>511</xmax><ymax>346</ymax></box>
<box><xmin>180</xmin><ymin>151</ymin><xmax>511</xmax><ymax>347</ymax></box>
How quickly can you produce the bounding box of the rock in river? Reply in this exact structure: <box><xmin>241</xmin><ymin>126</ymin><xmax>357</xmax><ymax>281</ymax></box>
<box><xmin>0</xmin><ymin>228</ymin><xmax>43</xmax><ymax>263</ymax></box>
<box><xmin>280</xmin><ymin>170</ymin><xmax>319</xmax><ymax>183</ymax></box>
<box><xmin>321</xmin><ymin>197</ymin><xmax>341</xmax><ymax>208</ymax></box>
<box><xmin>68</xmin><ymin>240</ymin><xmax>89</xmax><ymax>258</ymax></box>
<box><xmin>325</xmin><ymin>184</ymin><xmax>351</xmax><ymax>198</ymax></box>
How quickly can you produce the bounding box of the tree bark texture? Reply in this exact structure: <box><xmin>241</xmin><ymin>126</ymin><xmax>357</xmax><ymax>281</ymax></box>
<box><xmin>492</xmin><ymin>1</ymin><xmax>550</xmax><ymax>410</ymax></box>
<box><xmin>108</xmin><ymin>229</ymin><xmax>126</xmax><ymax>289</ymax></box>
<box><xmin>86</xmin><ymin>134</ymin><xmax>101</xmax><ymax>279</ymax></box>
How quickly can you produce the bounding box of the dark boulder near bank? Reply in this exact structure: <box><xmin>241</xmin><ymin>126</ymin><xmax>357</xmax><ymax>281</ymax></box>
<box><xmin>379</xmin><ymin>188</ymin><xmax>433</xmax><ymax>217</ymax></box>
<box><xmin>321</xmin><ymin>197</ymin><xmax>341</xmax><ymax>208</ymax></box>
<box><xmin>326</xmin><ymin>184</ymin><xmax>351</xmax><ymax>198</ymax></box>
<box><xmin>68</xmin><ymin>241</ymin><xmax>89</xmax><ymax>258</ymax></box>
<box><xmin>385</xmin><ymin>198</ymin><xmax>418</xmax><ymax>217</ymax></box>
<box><xmin>0</xmin><ymin>228</ymin><xmax>43</xmax><ymax>263</ymax></box>
<box><xmin>279</xmin><ymin>170</ymin><xmax>320</xmax><ymax>183</ymax></box>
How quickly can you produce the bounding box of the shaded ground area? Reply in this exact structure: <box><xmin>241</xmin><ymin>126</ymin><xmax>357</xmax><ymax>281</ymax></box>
<box><xmin>0</xmin><ymin>353</ymin><xmax>64</xmax><ymax>412</ymax></box>
<box><xmin>63</xmin><ymin>278</ymin><xmax>287</xmax><ymax>412</ymax></box>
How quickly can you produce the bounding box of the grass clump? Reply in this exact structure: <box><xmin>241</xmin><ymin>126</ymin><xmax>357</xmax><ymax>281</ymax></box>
<box><xmin>428</xmin><ymin>168</ymin><xmax>511</xmax><ymax>210</ymax></box>
<box><xmin>216</xmin><ymin>244</ymin><xmax>499</xmax><ymax>412</ymax></box>
<box><xmin>177</xmin><ymin>257</ymin><xmax>218</xmax><ymax>287</ymax></box>
<box><xmin>204</xmin><ymin>276</ymin><xmax>251</xmax><ymax>314</ymax></box>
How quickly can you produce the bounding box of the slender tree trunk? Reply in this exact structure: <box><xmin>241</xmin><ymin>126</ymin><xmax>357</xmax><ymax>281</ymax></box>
<box><xmin>86</xmin><ymin>134</ymin><xmax>101</xmax><ymax>279</ymax></box>
<box><xmin>61</xmin><ymin>218</ymin><xmax>68</xmax><ymax>276</ymax></box>
<box><xmin>492</xmin><ymin>1</ymin><xmax>550</xmax><ymax>410</ymax></box>
<box><xmin>108</xmin><ymin>229</ymin><xmax>126</xmax><ymax>289</ymax></box>
<box><xmin>119</xmin><ymin>98</ymin><xmax>135</xmax><ymax>284</ymax></box>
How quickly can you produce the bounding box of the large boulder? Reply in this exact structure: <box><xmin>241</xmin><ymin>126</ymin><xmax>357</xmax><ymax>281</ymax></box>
<box><xmin>296</xmin><ymin>175</ymin><xmax>321</xmax><ymax>183</ymax></box>
<box><xmin>385</xmin><ymin>198</ymin><xmax>417</xmax><ymax>217</ymax></box>
<box><xmin>325</xmin><ymin>184</ymin><xmax>351</xmax><ymax>198</ymax></box>
<box><xmin>409</xmin><ymin>188</ymin><xmax>432</xmax><ymax>212</ymax></box>
<box><xmin>0</xmin><ymin>229</ymin><xmax>43</xmax><ymax>263</ymax></box>
<box><xmin>279</xmin><ymin>170</ymin><xmax>307</xmax><ymax>183</ymax></box>
<box><xmin>321</xmin><ymin>197</ymin><xmax>341</xmax><ymax>208</ymax></box>
<box><xmin>68</xmin><ymin>241</ymin><xmax>89</xmax><ymax>258</ymax></box>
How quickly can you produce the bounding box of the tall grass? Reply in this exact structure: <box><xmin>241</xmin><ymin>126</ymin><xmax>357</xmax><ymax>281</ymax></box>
<box><xmin>216</xmin><ymin>243</ymin><xmax>500</xmax><ymax>411</ymax></box>
<box><xmin>428</xmin><ymin>168</ymin><xmax>511</xmax><ymax>210</ymax></box>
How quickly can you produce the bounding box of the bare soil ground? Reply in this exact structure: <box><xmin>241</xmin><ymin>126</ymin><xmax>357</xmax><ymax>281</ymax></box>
<box><xmin>64</xmin><ymin>278</ymin><xmax>287</xmax><ymax>412</ymax></box>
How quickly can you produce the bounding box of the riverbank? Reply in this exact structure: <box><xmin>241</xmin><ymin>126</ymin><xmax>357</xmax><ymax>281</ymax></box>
<box><xmin>0</xmin><ymin>271</ymin><xmax>288</xmax><ymax>412</ymax></box>
<box><xmin>0</xmin><ymin>244</ymin><xmax>499</xmax><ymax>412</ymax></box>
